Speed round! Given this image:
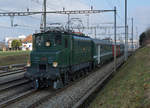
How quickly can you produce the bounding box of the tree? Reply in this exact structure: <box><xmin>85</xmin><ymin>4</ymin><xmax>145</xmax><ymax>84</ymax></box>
<box><xmin>11</xmin><ymin>40</ymin><xmax>22</xmax><ymax>50</ymax></box>
<box><xmin>139</xmin><ymin>32</ymin><xmax>146</xmax><ymax>46</ymax></box>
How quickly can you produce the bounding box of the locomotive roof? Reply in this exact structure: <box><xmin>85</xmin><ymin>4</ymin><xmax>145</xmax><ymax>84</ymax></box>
<box><xmin>34</xmin><ymin>30</ymin><xmax>91</xmax><ymax>38</ymax></box>
<box><xmin>34</xmin><ymin>30</ymin><xmax>66</xmax><ymax>35</ymax></box>
<box><xmin>73</xmin><ymin>35</ymin><xmax>91</xmax><ymax>41</ymax></box>
<box><xmin>92</xmin><ymin>39</ymin><xmax>124</xmax><ymax>45</ymax></box>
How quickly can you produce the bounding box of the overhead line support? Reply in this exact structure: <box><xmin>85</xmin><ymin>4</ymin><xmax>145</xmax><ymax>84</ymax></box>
<box><xmin>43</xmin><ymin>0</ymin><xmax>46</xmax><ymax>31</ymax></box>
<box><xmin>0</xmin><ymin>9</ymin><xmax>116</xmax><ymax>16</ymax></box>
<box><xmin>114</xmin><ymin>7</ymin><xmax>117</xmax><ymax>72</ymax></box>
<box><xmin>125</xmin><ymin>0</ymin><xmax>128</xmax><ymax>61</ymax></box>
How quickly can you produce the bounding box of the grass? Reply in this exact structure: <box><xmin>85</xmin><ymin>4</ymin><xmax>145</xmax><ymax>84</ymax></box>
<box><xmin>88</xmin><ymin>46</ymin><xmax>150</xmax><ymax>108</ymax></box>
<box><xmin>0</xmin><ymin>51</ymin><xmax>30</xmax><ymax>66</ymax></box>
<box><xmin>0</xmin><ymin>51</ymin><xmax>30</xmax><ymax>57</ymax></box>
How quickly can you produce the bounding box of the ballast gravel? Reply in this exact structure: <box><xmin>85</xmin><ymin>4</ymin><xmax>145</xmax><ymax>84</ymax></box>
<box><xmin>37</xmin><ymin>57</ymin><xmax>124</xmax><ymax>108</ymax></box>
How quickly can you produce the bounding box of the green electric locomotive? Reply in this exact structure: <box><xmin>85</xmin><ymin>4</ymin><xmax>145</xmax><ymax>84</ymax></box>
<box><xmin>25</xmin><ymin>30</ymin><xmax>93</xmax><ymax>89</ymax></box>
<box><xmin>25</xmin><ymin>30</ymin><xmax>124</xmax><ymax>89</ymax></box>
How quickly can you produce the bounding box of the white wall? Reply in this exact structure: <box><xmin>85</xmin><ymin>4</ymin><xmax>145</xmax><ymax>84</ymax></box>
<box><xmin>22</xmin><ymin>43</ymin><xmax>32</xmax><ymax>51</ymax></box>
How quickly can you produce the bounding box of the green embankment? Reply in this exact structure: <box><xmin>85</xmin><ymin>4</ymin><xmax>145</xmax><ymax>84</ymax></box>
<box><xmin>0</xmin><ymin>51</ymin><xmax>30</xmax><ymax>66</ymax></box>
<box><xmin>89</xmin><ymin>46</ymin><xmax>150</xmax><ymax>108</ymax></box>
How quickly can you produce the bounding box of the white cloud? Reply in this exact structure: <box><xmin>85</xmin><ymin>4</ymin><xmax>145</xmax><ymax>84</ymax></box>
<box><xmin>132</xmin><ymin>6</ymin><xmax>150</xmax><ymax>34</ymax></box>
<box><xmin>0</xmin><ymin>0</ymin><xmax>88</xmax><ymax>11</ymax></box>
<box><xmin>0</xmin><ymin>0</ymin><xmax>90</xmax><ymax>40</ymax></box>
<box><xmin>0</xmin><ymin>0</ymin><xmax>119</xmax><ymax>40</ymax></box>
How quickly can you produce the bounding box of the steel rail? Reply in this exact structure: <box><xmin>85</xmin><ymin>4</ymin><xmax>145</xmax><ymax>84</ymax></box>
<box><xmin>0</xmin><ymin>89</ymin><xmax>36</xmax><ymax>108</ymax></box>
<box><xmin>0</xmin><ymin>79</ymin><xmax>30</xmax><ymax>92</ymax></box>
<box><xmin>72</xmin><ymin>58</ymin><xmax>125</xmax><ymax>108</ymax></box>
<box><xmin>0</xmin><ymin>70</ymin><xmax>25</xmax><ymax>77</ymax></box>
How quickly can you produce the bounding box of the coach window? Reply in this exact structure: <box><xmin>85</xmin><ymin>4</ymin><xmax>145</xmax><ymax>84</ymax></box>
<box><xmin>65</xmin><ymin>39</ymin><xmax>68</xmax><ymax>48</ymax></box>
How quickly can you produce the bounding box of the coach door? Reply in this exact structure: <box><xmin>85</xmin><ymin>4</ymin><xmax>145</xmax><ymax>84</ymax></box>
<box><xmin>98</xmin><ymin>44</ymin><xmax>101</xmax><ymax>64</ymax></box>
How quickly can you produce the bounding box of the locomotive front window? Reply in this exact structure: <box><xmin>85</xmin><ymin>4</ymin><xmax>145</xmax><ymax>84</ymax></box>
<box><xmin>35</xmin><ymin>36</ymin><xmax>43</xmax><ymax>47</ymax></box>
<box><xmin>55</xmin><ymin>35</ymin><xmax>62</xmax><ymax>45</ymax></box>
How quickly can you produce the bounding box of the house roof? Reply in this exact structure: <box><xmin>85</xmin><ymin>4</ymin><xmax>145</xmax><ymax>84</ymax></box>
<box><xmin>22</xmin><ymin>35</ymin><xmax>32</xmax><ymax>43</ymax></box>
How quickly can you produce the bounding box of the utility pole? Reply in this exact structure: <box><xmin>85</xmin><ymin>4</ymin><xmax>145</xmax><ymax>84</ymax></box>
<box><xmin>94</xmin><ymin>27</ymin><xmax>97</xmax><ymax>39</ymax></box>
<box><xmin>127</xmin><ymin>25</ymin><xmax>128</xmax><ymax>50</ymax></box>
<box><xmin>114</xmin><ymin>7</ymin><xmax>117</xmax><ymax>72</ymax></box>
<box><xmin>86</xmin><ymin>14</ymin><xmax>90</xmax><ymax>36</ymax></box>
<box><xmin>131</xmin><ymin>17</ymin><xmax>134</xmax><ymax>52</ymax></box>
<box><xmin>43</xmin><ymin>0</ymin><xmax>46</xmax><ymax>31</ymax></box>
<box><xmin>10</xmin><ymin>16</ymin><xmax>14</xmax><ymax>27</ymax></box>
<box><xmin>124</xmin><ymin>0</ymin><xmax>128</xmax><ymax>61</ymax></box>
<box><xmin>136</xmin><ymin>27</ymin><xmax>139</xmax><ymax>48</ymax></box>
<box><xmin>87</xmin><ymin>14</ymin><xmax>89</xmax><ymax>29</ymax></box>
<box><xmin>67</xmin><ymin>14</ymin><xmax>70</xmax><ymax>31</ymax></box>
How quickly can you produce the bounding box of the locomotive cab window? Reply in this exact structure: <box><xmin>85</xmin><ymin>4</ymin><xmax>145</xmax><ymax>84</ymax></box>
<box><xmin>55</xmin><ymin>35</ymin><xmax>62</xmax><ymax>45</ymax></box>
<box><xmin>35</xmin><ymin>36</ymin><xmax>43</xmax><ymax>47</ymax></box>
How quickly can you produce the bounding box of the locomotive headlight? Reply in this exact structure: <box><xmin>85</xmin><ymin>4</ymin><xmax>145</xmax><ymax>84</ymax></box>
<box><xmin>45</xmin><ymin>41</ymin><xmax>50</xmax><ymax>47</ymax></box>
<box><xmin>53</xmin><ymin>62</ymin><xmax>58</xmax><ymax>67</ymax></box>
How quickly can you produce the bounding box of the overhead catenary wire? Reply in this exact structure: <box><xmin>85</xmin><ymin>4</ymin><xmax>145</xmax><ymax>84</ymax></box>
<box><xmin>0</xmin><ymin>24</ymin><xmax>38</xmax><ymax>30</ymax></box>
<box><xmin>105</xmin><ymin>0</ymin><xmax>124</xmax><ymax>25</ymax></box>
<box><xmin>0</xmin><ymin>1</ymin><xmax>124</xmax><ymax>38</ymax></box>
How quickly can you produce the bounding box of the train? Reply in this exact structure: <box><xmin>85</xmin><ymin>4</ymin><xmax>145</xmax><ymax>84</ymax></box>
<box><xmin>24</xmin><ymin>30</ymin><xmax>124</xmax><ymax>89</ymax></box>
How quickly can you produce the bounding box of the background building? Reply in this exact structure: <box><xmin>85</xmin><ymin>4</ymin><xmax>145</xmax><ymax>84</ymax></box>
<box><xmin>22</xmin><ymin>35</ymin><xmax>32</xmax><ymax>51</ymax></box>
<box><xmin>5</xmin><ymin>35</ymin><xmax>26</xmax><ymax>50</ymax></box>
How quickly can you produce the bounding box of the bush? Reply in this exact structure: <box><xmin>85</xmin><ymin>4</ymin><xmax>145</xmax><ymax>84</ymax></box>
<box><xmin>11</xmin><ymin>40</ymin><xmax>22</xmax><ymax>50</ymax></box>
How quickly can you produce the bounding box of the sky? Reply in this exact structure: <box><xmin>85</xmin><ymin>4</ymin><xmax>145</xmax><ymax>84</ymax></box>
<box><xmin>0</xmin><ymin>0</ymin><xmax>150</xmax><ymax>41</ymax></box>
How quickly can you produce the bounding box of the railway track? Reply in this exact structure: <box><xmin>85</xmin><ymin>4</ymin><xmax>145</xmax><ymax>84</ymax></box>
<box><xmin>31</xmin><ymin>56</ymin><xmax>125</xmax><ymax>108</ymax></box>
<box><xmin>73</xmin><ymin>59</ymin><xmax>124</xmax><ymax>108</ymax></box>
<box><xmin>0</xmin><ymin>79</ymin><xmax>34</xmax><ymax>108</ymax></box>
<box><xmin>27</xmin><ymin>74</ymin><xmax>92</xmax><ymax>108</ymax></box>
<box><xmin>5</xmin><ymin>65</ymin><xmax>108</xmax><ymax>108</ymax></box>
<box><xmin>0</xmin><ymin>64</ymin><xmax>26</xmax><ymax>77</ymax></box>
<box><xmin>0</xmin><ymin>78</ymin><xmax>30</xmax><ymax>92</ymax></box>
<box><xmin>0</xmin><ymin>68</ymin><xmax>93</xmax><ymax>108</ymax></box>
<box><xmin>0</xmin><ymin>57</ymin><xmax>125</xmax><ymax>108</ymax></box>
<box><xmin>0</xmin><ymin>89</ymin><xmax>36</xmax><ymax>108</ymax></box>
<box><xmin>0</xmin><ymin>69</ymin><xmax>25</xmax><ymax>77</ymax></box>
<box><xmin>0</xmin><ymin>64</ymin><xmax>34</xmax><ymax>108</ymax></box>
